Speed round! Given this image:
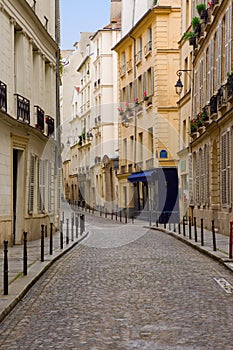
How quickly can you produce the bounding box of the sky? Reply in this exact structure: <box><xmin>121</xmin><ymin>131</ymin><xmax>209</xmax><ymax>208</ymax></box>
<box><xmin>60</xmin><ymin>0</ymin><xmax>111</xmax><ymax>49</ymax></box>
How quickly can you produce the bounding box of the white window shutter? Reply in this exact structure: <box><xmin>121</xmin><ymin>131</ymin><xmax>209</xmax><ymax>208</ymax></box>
<box><xmin>188</xmin><ymin>153</ymin><xmax>194</xmax><ymax>205</ymax></box>
<box><xmin>28</xmin><ymin>154</ymin><xmax>35</xmax><ymax>214</ymax></box>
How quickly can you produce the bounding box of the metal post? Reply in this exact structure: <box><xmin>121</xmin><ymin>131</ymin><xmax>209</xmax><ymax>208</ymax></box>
<box><xmin>116</xmin><ymin>212</ymin><xmax>118</xmax><ymax>221</ymax></box>
<box><xmin>3</xmin><ymin>240</ymin><xmax>8</xmax><ymax>295</ymax></box>
<box><xmin>189</xmin><ymin>216</ymin><xmax>192</xmax><ymax>239</ymax></box>
<box><xmin>50</xmin><ymin>223</ymin><xmax>53</xmax><ymax>255</ymax></box>
<box><xmin>41</xmin><ymin>225</ymin><xmax>45</xmax><ymax>262</ymax></box>
<box><xmin>229</xmin><ymin>221</ymin><xmax>233</xmax><ymax>259</ymax></box>
<box><xmin>66</xmin><ymin>218</ymin><xmax>69</xmax><ymax>244</ymax></box>
<box><xmin>125</xmin><ymin>212</ymin><xmax>127</xmax><ymax>224</ymax></box>
<box><xmin>212</xmin><ymin>220</ymin><xmax>217</xmax><ymax>251</ymax></box>
<box><xmin>105</xmin><ymin>209</ymin><xmax>107</xmax><ymax>218</ymax></box>
<box><xmin>163</xmin><ymin>212</ymin><xmax>166</xmax><ymax>229</ymax></box>
<box><xmin>120</xmin><ymin>211</ymin><xmax>122</xmax><ymax>222</ymax></box>
<box><xmin>194</xmin><ymin>217</ymin><xmax>197</xmax><ymax>242</ymax></box>
<box><xmin>45</xmin><ymin>224</ymin><xmax>48</xmax><ymax>238</ymax></box>
<box><xmin>76</xmin><ymin>214</ymin><xmax>78</xmax><ymax>238</ymax></box>
<box><xmin>71</xmin><ymin>213</ymin><xmax>74</xmax><ymax>241</ymax></box>
<box><xmin>132</xmin><ymin>215</ymin><xmax>134</xmax><ymax>224</ymax></box>
<box><xmin>111</xmin><ymin>211</ymin><xmax>113</xmax><ymax>220</ymax></box>
<box><xmin>178</xmin><ymin>222</ymin><xmax>181</xmax><ymax>234</ymax></box>
<box><xmin>201</xmin><ymin>218</ymin><xmax>204</xmax><ymax>246</ymax></box>
<box><xmin>60</xmin><ymin>220</ymin><xmax>63</xmax><ymax>250</ymax></box>
<box><xmin>183</xmin><ymin>217</ymin><xmax>186</xmax><ymax>236</ymax></box>
<box><xmin>173</xmin><ymin>223</ymin><xmax>176</xmax><ymax>232</ymax></box>
<box><xmin>23</xmin><ymin>231</ymin><xmax>27</xmax><ymax>276</ymax></box>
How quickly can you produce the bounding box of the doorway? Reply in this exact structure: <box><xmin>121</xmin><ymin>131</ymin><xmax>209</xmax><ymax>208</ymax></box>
<box><xmin>13</xmin><ymin>149</ymin><xmax>24</xmax><ymax>244</ymax></box>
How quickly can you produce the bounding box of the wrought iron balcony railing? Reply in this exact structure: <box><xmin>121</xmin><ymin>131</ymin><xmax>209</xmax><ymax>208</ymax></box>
<box><xmin>0</xmin><ymin>81</ymin><xmax>7</xmax><ymax>113</ymax></box>
<box><xmin>210</xmin><ymin>95</ymin><xmax>218</xmax><ymax>117</ymax></box>
<box><xmin>34</xmin><ymin>105</ymin><xmax>45</xmax><ymax>131</ymax></box>
<box><xmin>45</xmin><ymin>115</ymin><xmax>54</xmax><ymax>136</ymax></box>
<box><xmin>217</xmin><ymin>85</ymin><xmax>227</xmax><ymax>110</ymax></box>
<box><xmin>15</xmin><ymin>94</ymin><xmax>30</xmax><ymax>123</ymax></box>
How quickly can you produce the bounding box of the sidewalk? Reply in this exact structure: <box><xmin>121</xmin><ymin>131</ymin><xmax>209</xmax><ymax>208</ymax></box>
<box><xmin>147</xmin><ymin>221</ymin><xmax>233</xmax><ymax>272</ymax></box>
<box><xmin>0</xmin><ymin>222</ymin><xmax>89</xmax><ymax>323</ymax></box>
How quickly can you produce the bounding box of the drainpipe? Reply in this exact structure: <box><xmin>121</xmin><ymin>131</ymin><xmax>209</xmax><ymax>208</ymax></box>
<box><xmin>129</xmin><ymin>34</ymin><xmax>137</xmax><ymax>169</ymax></box>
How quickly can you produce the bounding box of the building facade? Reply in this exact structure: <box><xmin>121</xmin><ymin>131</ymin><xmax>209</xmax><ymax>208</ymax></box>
<box><xmin>0</xmin><ymin>0</ymin><xmax>60</xmax><ymax>245</ymax></box>
<box><xmin>179</xmin><ymin>0</ymin><xmax>233</xmax><ymax>235</ymax></box>
<box><xmin>114</xmin><ymin>1</ymin><xmax>181</xmax><ymax>221</ymax></box>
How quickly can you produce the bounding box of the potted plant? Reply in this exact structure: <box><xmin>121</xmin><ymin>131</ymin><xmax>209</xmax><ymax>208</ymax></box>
<box><xmin>78</xmin><ymin>135</ymin><xmax>82</xmax><ymax>146</ymax></box>
<box><xmin>118</xmin><ymin>107</ymin><xmax>124</xmax><ymax>116</ymax></box>
<box><xmin>81</xmin><ymin>127</ymin><xmax>86</xmax><ymax>141</ymax></box>
<box><xmin>190</xmin><ymin>118</ymin><xmax>198</xmax><ymax>134</ymax></box>
<box><xmin>196</xmin><ymin>3</ymin><xmax>208</xmax><ymax>19</ymax></box>
<box><xmin>192</xmin><ymin>17</ymin><xmax>201</xmax><ymax>37</ymax></box>
<box><xmin>134</xmin><ymin>97</ymin><xmax>139</xmax><ymax>105</ymax></box>
<box><xmin>183</xmin><ymin>31</ymin><xmax>196</xmax><ymax>47</ymax></box>
<box><xmin>226</xmin><ymin>72</ymin><xmax>233</xmax><ymax>99</ymax></box>
<box><xmin>125</xmin><ymin>101</ymin><xmax>131</xmax><ymax>112</ymax></box>
<box><xmin>143</xmin><ymin>91</ymin><xmax>148</xmax><ymax>101</ymax></box>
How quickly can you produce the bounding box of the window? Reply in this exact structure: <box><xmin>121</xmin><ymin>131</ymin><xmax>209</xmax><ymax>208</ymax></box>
<box><xmin>121</xmin><ymin>51</ymin><xmax>126</xmax><ymax>76</ymax></box>
<box><xmin>148</xmin><ymin>128</ymin><xmax>154</xmax><ymax>156</ymax></box>
<box><xmin>221</xmin><ymin>129</ymin><xmax>232</xmax><ymax>207</ymax></box>
<box><xmin>138</xmin><ymin>132</ymin><xmax>143</xmax><ymax>161</ymax></box>
<box><xmin>38</xmin><ymin>159</ymin><xmax>45</xmax><ymax>213</ymax></box>
<box><xmin>160</xmin><ymin>150</ymin><xmax>168</xmax><ymax>159</ymax></box>
<box><xmin>137</xmin><ymin>75</ymin><xmax>142</xmax><ymax>101</ymax></box>
<box><xmin>28</xmin><ymin>154</ymin><xmax>35</xmax><ymax>214</ymax></box>
<box><xmin>136</xmin><ymin>37</ymin><xmax>142</xmax><ymax>62</ymax></box>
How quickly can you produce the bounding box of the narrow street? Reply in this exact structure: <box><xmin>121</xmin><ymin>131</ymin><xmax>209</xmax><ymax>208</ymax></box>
<box><xmin>1</xmin><ymin>215</ymin><xmax>233</xmax><ymax>349</ymax></box>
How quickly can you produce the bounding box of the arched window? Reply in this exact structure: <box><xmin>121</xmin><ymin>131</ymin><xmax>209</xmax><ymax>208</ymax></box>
<box><xmin>160</xmin><ymin>149</ymin><xmax>168</xmax><ymax>158</ymax></box>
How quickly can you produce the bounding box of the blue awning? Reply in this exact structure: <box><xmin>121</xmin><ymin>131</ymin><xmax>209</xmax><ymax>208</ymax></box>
<box><xmin>128</xmin><ymin>170</ymin><xmax>155</xmax><ymax>183</ymax></box>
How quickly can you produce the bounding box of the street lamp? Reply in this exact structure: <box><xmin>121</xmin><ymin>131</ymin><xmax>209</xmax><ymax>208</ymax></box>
<box><xmin>175</xmin><ymin>70</ymin><xmax>192</xmax><ymax>95</ymax></box>
<box><xmin>66</xmin><ymin>135</ymin><xmax>76</xmax><ymax>147</ymax></box>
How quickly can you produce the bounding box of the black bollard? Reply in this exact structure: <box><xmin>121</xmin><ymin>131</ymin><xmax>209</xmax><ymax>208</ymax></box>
<box><xmin>71</xmin><ymin>214</ymin><xmax>74</xmax><ymax>241</ymax></box>
<box><xmin>120</xmin><ymin>211</ymin><xmax>122</xmax><ymax>222</ymax></box>
<box><xmin>76</xmin><ymin>214</ymin><xmax>78</xmax><ymax>238</ymax></box>
<box><xmin>163</xmin><ymin>213</ymin><xmax>166</xmax><ymax>229</ymax></box>
<box><xmin>41</xmin><ymin>225</ymin><xmax>45</xmax><ymax>262</ymax></box>
<box><xmin>189</xmin><ymin>216</ymin><xmax>192</xmax><ymax>239</ymax></box>
<box><xmin>45</xmin><ymin>225</ymin><xmax>47</xmax><ymax>238</ymax></box>
<box><xmin>60</xmin><ymin>220</ymin><xmax>63</xmax><ymax>250</ymax></box>
<box><xmin>125</xmin><ymin>212</ymin><xmax>127</xmax><ymax>224</ymax></box>
<box><xmin>183</xmin><ymin>217</ymin><xmax>186</xmax><ymax>236</ymax></box>
<box><xmin>80</xmin><ymin>214</ymin><xmax>85</xmax><ymax>235</ymax></box>
<box><xmin>23</xmin><ymin>231</ymin><xmax>27</xmax><ymax>276</ymax></box>
<box><xmin>173</xmin><ymin>223</ymin><xmax>176</xmax><ymax>232</ymax></box>
<box><xmin>66</xmin><ymin>218</ymin><xmax>69</xmax><ymax>244</ymax></box>
<box><xmin>116</xmin><ymin>212</ymin><xmax>118</xmax><ymax>221</ymax></box>
<box><xmin>178</xmin><ymin>222</ymin><xmax>181</xmax><ymax>234</ymax></box>
<box><xmin>212</xmin><ymin>220</ymin><xmax>217</xmax><ymax>251</ymax></box>
<box><xmin>111</xmin><ymin>212</ymin><xmax>113</xmax><ymax>220</ymax></box>
<box><xmin>105</xmin><ymin>209</ymin><xmax>107</xmax><ymax>218</ymax></box>
<box><xmin>49</xmin><ymin>223</ymin><xmax>53</xmax><ymax>255</ymax></box>
<box><xmin>3</xmin><ymin>240</ymin><xmax>8</xmax><ymax>295</ymax></box>
<box><xmin>132</xmin><ymin>215</ymin><xmax>134</xmax><ymax>224</ymax></box>
<box><xmin>62</xmin><ymin>211</ymin><xmax>64</xmax><ymax>223</ymax></box>
<box><xmin>194</xmin><ymin>217</ymin><xmax>197</xmax><ymax>242</ymax></box>
<box><xmin>201</xmin><ymin>218</ymin><xmax>204</xmax><ymax>246</ymax></box>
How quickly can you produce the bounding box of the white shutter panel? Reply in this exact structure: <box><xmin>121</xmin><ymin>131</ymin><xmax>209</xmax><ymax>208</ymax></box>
<box><xmin>205</xmin><ymin>144</ymin><xmax>210</xmax><ymax>206</ymax></box>
<box><xmin>203</xmin><ymin>52</ymin><xmax>207</xmax><ymax>105</ymax></box>
<box><xmin>196</xmin><ymin>151</ymin><xmax>200</xmax><ymax>206</ymax></box>
<box><xmin>210</xmin><ymin>38</ymin><xmax>214</xmax><ymax>97</ymax></box>
<box><xmin>193</xmin><ymin>70</ymin><xmax>197</xmax><ymax>117</ymax></box>
<box><xmin>221</xmin><ymin>133</ymin><xmax>227</xmax><ymax>206</ymax></box>
<box><xmin>28</xmin><ymin>154</ymin><xmax>35</xmax><ymax>214</ymax></box>
<box><xmin>188</xmin><ymin>153</ymin><xmax>194</xmax><ymax>205</ymax></box>
<box><xmin>199</xmin><ymin>60</ymin><xmax>203</xmax><ymax>109</ymax></box>
<box><xmin>227</xmin><ymin>129</ymin><xmax>232</xmax><ymax>207</ymax></box>
<box><xmin>207</xmin><ymin>46</ymin><xmax>211</xmax><ymax>101</ymax></box>
<box><xmin>38</xmin><ymin>159</ymin><xmax>45</xmax><ymax>213</ymax></box>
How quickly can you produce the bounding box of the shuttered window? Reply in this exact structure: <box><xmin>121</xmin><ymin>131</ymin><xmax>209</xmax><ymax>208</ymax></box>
<box><xmin>48</xmin><ymin>161</ymin><xmax>54</xmax><ymax>213</ymax></box>
<box><xmin>199</xmin><ymin>60</ymin><xmax>203</xmax><ymax>110</ymax></box>
<box><xmin>38</xmin><ymin>159</ymin><xmax>45</xmax><ymax>213</ymax></box>
<box><xmin>204</xmin><ymin>144</ymin><xmax>210</xmax><ymax>206</ymax></box>
<box><xmin>28</xmin><ymin>154</ymin><xmax>35</xmax><ymax>214</ymax></box>
<box><xmin>188</xmin><ymin>153</ymin><xmax>194</xmax><ymax>205</ymax></box>
<box><xmin>196</xmin><ymin>151</ymin><xmax>200</xmax><ymax>206</ymax></box>
<box><xmin>216</xmin><ymin>23</ymin><xmax>222</xmax><ymax>89</ymax></box>
<box><xmin>221</xmin><ymin>129</ymin><xmax>232</xmax><ymax>207</ymax></box>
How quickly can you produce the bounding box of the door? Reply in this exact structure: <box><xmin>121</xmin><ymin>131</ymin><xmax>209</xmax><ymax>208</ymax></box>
<box><xmin>13</xmin><ymin>149</ymin><xmax>24</xmax><ymax>244</ymax></box>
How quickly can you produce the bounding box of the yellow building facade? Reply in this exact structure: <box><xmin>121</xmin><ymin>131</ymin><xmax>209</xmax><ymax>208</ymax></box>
<box><xmin>114</xmin><ymin>2</ymin><xmax>181</xmax><ymax>222</ymax></box>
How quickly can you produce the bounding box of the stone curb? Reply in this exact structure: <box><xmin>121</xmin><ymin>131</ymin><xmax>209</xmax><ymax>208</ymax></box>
<box><xmin>0</xmin><ymin>231</ymin><xmax>89</xmax><ymax>323</ymax></box>
<box><xmin>145</xmin><ymin>226</ymin><xmax>233</xmax><ymax>272</ymax></box>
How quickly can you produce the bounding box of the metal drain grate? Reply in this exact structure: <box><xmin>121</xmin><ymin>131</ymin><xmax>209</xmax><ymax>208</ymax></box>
<box><xmin>214</xmin><ymin>277</ymin><xmax>233</xmax><ymax>294</ymax></box>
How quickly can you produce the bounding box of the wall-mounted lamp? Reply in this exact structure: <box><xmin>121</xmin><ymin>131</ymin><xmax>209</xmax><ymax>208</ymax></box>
<box><xmin>66</xmin><ymin>136</ymin><xmax>76</xmax><ymax>147</ymax></box>
<box><xmin>175</xmin><ymin>70</ymin><xmax>192</xmax><ymax>95</ymax></box>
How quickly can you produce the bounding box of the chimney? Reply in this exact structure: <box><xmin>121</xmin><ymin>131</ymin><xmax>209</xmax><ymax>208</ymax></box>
<box><xmin>110</xmin><ymin>0</ymin><xmax>122</xmax><ymax>23</ymax></box>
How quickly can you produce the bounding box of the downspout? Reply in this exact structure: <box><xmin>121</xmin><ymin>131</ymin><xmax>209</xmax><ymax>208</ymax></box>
<box><xmin>129</xmin><ymin>34</ymin><xmax>137</xmax><ymax>170</ymax></box>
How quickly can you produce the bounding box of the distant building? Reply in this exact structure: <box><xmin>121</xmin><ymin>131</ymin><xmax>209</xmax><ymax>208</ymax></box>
<box><xmin>0</xmin><ymin>0</ymin><xmax>60</xmax><ymax>245</ymax></box>
<box><xmin>113</xmin><ymin>1</ymin><xmax>181</xmax><ymax>221</ymax></box>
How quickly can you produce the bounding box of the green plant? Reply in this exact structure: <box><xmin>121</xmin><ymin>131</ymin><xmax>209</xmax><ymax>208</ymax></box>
<box><xmin>190</xmin><ymin>118</ymin><xmax>198</xmax><ymax>133</ymax></box>
<box><xmin>196</xmin><ymin>3</ymin><xmax>206</xmax><ymax>14</ymax></box>
<box><xmin>227</xmin><ymin>72</ymin><xmax>233</xmax><ymax>85</ymax></box>
<box><xmin>183</xmin><ymin>31</ymin><xmax>196</xmax><ymax>41</ymax></box>
<box><xmin>81</xmin><ymin>127</ymin><xmax>86</xmax><ymax>140</ymax></box>
<box><xmin>192</xmin><ymin>16</ymin><xmax>201</xmax><ymax>29</ymax></box>
<box><xmin>78</xmin><ymin>135</ymin><xmax>82</xmax><ymax>146</ymax></box>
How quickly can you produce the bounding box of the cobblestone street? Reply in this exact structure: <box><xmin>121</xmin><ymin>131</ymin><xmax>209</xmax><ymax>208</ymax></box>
<box><xmin>1</xmin><ymin>214</ymin><xmax>233</xmax><ymax>349</ymax></box>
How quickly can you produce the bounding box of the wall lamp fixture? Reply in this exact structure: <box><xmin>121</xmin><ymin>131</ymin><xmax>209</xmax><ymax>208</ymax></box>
<box><xmin>175</xmin><ymin>70</ymin><xmax>192</xmax><ymax>95</ymax></box>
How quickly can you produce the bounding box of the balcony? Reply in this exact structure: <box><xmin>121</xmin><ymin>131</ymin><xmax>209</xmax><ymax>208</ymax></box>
<box><xmin>120</xmin><ymin>64</ymin><xmax>126</xmax><ymax>77</ymax></box>
<box><xmin>0</xmin><ymin>81</ymin><xmax>7</xmax><ymax>113</ymax></box>
<box><xmin>210</xmin><ymin>95</ymin><xmax>218</xmax><ymax>119</ymax></box>
<box><xmin>217</xmin><ymin>85</ymin><xmax>227</xmax><ymax>110</ymax></box>
<box><xmin>126</xmin><ymin>59</ymin><xmax>132</xmax><ymax>72</ymax></box>
<box><xmin>212</xmin><ymin>0</ymin><xmax>220</xmax><ymax>17</ymax></box>
<box><xmin>34</xmin><ymin>105</ymin><xmax>45</xmax><ymax>132</ymax></box>
<box><xmin>120</xmin><ymin>165</ymin><xmax>127</xmax><ymax>174</ymax></box>
<box><xmin>45</xmin><ymin>115</ymin><xmax>54</xmax><ymax>136</ymax></box>
<box><xmin>136</xmin><ymin>50</ymin><xmax>142</xmax><ymax>65</ymax></box>
<box><xmin>15</xmin><ymin>94</ymin><xmax>30</xmax><ymax>124</ymax></box>
<box><xmin>144</xmin><ymin>41</ymin><xmax>152</xmax><ymax>57</ymax></box>
<box><xmin>128</xmin><ymin>163</ymin><xmax>133</xmax><ymax>173</ymax></box>
<box><xmin>226</xmin><ymin>79</ymin><xmax>233</xmax><ymax>101</ymax></box>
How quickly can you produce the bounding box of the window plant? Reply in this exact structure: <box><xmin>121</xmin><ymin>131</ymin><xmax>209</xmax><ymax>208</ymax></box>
<box><xmin>143</xmin><ymin>91</ymin><xmax>148</xmax><ymax>101</ymax></box>
<box><xmin>183</xmin><ymin>31</ymin><xmax>197</xmax><ymax>47</ymax></box>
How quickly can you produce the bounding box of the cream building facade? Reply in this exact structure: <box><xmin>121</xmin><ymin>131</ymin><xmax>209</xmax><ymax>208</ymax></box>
<box><xmin>0</xmin><ymin>0</ymin><xmax>60</xmax><ymax>245</ymax></box>
<box><xmin>114</xmin><ymin>1</ymin><xmax>181</xmax><ymax>221</ymax></box>
<box><xmin>179</xmin><ymin>0</ymin><xmax>233</xmax><ymax>235</ymax></box>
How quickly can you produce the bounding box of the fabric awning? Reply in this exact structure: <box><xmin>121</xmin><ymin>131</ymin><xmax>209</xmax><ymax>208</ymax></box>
<box><xmin>128</xmin><ymin>170</ymin><xmax>155</xmax><ymax>183</ymax></box>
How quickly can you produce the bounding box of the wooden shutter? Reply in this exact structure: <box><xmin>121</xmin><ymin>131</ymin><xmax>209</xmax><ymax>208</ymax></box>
<box><xmin>196</xmin><ymin>151</ymin><xmax>200</xmax><ymax>206</ymax></box>
<box><xmin>188</xmin><ymin>153</ymin><xmax>194</xmax><ymax>205</ymax></box>
<box><xmin>221</xmin><ymin>133</ymin><xmax>227</xmax><ymax>206</ymax></box>
<box><xmin>28</xmin><ymin>154</ymin><xmax>35</xmax><ymax>214</ymax></box>
<box><xmin>38</xmin><ymin>159</ymin><xmax>45</xmax><ymax>213</ymax></box>
<box><xmin>199</xmin><ymin>60</ymin><xmax>203</xmax><ymax>110</ymax></box>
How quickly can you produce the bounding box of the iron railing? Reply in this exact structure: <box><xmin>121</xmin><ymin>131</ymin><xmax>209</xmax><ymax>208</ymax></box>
<box><xmin>35</xmin><ymin>105</ymin><xmax>45</xmax><ymax>131</ymax></box>
<box><xmin>15</xmin><ymin>94</ymin><xmax>30</xmax><ymax>123</ymax></box>
<box><xmin>0</xmin><ymin>81</ymin><xmax>7</xmax><ymax>113</ymax></box>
